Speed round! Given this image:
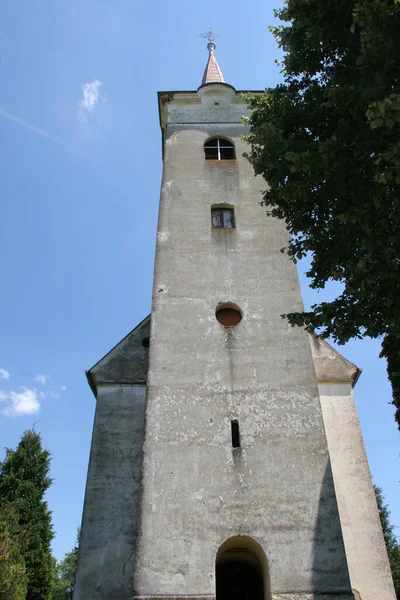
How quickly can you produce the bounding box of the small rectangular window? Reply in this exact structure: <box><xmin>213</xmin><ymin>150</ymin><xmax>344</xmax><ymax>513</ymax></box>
<box><xmin>223</xmin><ymin>210</ymin><xmax>234</xmax><ymax>228</ymax></box>
<box><xmin>211</xmin><ymin>208</ymin><xmax>235</xmax><ymax>229</ymax></box>
<box><xmin>231</xmin><ymin>420</ymin><xmax>241</xmax><ymax>448</ymax></box>
<box><xmin>212</xmin><ymin>209</ymin><xmax>223</xmax><ymax>228</ymax></box>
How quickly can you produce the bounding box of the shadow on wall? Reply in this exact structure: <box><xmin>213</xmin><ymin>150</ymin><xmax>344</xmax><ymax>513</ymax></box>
<box><xmin>214</xmin><ymin>463</ymin><xmax>353</xmax><ymax>600</ymax></box>
<box><xmin>311</xmin><ymin>461</ymin><xmax>352</xmax><ymax>596</ymax></box>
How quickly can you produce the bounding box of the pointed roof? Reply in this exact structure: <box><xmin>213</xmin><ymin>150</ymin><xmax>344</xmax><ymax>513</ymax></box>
<box><xmin>309</xmin><ymin>334</ymin><xmax>361</xmax><ymax>387</ymax></box>
<box><xmin>86</xmin><ymin>315</ymin><xmax>151</xmax><ymax>397</ymax></box>
<box><xmin>201</xmin><ymin>42</ymin><xmax>225</xmax><ymax>85</ymax></box>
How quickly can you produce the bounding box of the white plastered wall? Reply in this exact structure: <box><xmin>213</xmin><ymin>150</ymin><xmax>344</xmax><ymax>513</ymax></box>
<box><xmin>311</xmin><ymin>337</ymin><xmax>396</xmax><ymax>600</ymax></box>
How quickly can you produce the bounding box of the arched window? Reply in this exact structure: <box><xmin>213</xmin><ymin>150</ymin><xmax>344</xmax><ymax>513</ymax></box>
<box><xmin>204</xmin><ymin>138</ymin><xmax>235</xmax><ymax>160</ymax></box>
<box><xmin>216</xmin><ymin>537</ymin><xmax>271</xmax><ymax>600</ymax></box>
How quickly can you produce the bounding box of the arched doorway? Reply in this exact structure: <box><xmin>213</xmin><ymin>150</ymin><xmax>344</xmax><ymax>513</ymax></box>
<box><xmin>215</xmin><ymin>537</ymin><xmax>270</xmax><ymax>600</ymax></box>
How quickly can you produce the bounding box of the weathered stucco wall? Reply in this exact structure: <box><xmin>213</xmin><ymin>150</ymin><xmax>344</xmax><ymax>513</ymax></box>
<box><xmin>73</xmin><ymin>85</ymin><xmax>393</xmax><ymax>600</ymax></box>
<box><xmin>319</xmin><ymin>382</ymin><xmax>396</xmax><ymax>600</ymax></box>
<box><xmin>134</xmin><ymin>89</ymin><xmax>352</xmax><ymax>597</ymax></box>
<box><xmin>74</xmin><ymin>384</ymin><xmax>146</xmax><ymax>600</ymax></box>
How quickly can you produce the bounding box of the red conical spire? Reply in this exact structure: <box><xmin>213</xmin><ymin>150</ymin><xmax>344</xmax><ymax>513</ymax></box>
<box><xmin>201</xmin><ymin>38</ymin><xmax>225</xmax><ymax>85</ymax></box>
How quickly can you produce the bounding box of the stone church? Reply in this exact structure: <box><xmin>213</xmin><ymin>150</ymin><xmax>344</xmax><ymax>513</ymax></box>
<box><xmin>73</xmin><ymin>40</ymin><xmax>396</xmax><ymax>600</ymax></box>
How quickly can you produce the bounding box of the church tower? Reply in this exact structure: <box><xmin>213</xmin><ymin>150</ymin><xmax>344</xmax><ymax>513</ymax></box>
<box><xmin>73</xmin><ymin>40</ymin><xmax>396</xmax><ymax>600</ymax></box>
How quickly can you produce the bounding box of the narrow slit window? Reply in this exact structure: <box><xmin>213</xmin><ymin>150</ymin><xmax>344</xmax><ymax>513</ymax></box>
<box><xmin>204</xmin><ymin>138</ymin><xmax>235</xmax><ymax>160</ymax></box>
<box><xmin>231</xmin><ymin>420</ymin><xmax>241</xmax><ymax>448</ymax></box>
<box><xmin>211</xmin><ymin>207</ymin><xmax>235</xmax><ymax>229</ymax></box>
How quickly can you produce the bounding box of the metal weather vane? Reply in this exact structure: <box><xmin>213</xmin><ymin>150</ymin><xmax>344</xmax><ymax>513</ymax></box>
<box><xmin>199</xmin><ymin>27</ymin><xmax>220</xmax><ymax>45</ymax></box>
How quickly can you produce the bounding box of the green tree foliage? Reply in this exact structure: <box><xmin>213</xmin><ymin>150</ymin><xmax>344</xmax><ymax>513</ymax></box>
<box><xmin>245</xmin><ymin>0</ymin><xmax>400</xmax><ymax>427</ymax></box>
<box><xmin>0</xmin><ymin>505</ymin><xmax>28</xmax><ymax>600</ymax></box>
<box><xmin>52</xmin><ymin>529</ymin><xmax>79</xmax><ymax>600</ymax></box>
<box><xmin>0</xmin><ymin>429</ymin><xmax>54</xmax><ymax>600</ymax></box>
<box><xmin>375</xmin><ymin>485</ymin><xmax>400</xmax><ymax>597</ymax></box>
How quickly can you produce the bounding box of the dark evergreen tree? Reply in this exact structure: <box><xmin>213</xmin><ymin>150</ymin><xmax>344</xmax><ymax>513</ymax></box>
<box><xmin>0</xmin><ymin>504</ymin><xmax>28</xmax><ymax>600</ymax></box>
<box><xmin>245</xmin><ymin>0</ymin><xmax>400</xmax><ymax>428</ymax></box>
<box><xmin>0</xmin><ymin>429</ymin><xmax>54</xmax><ymax>600</ymax></box>
<box><xmin>375</xmin><ymin>485</ymin><xmax>400</xmax><ymax>598</ymax></box>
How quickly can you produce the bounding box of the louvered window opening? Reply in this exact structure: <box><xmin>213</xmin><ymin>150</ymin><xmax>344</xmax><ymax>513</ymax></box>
<box><xmin>212</xmin><ymin>208</ymin><xmax>235</xmax><ymax>229</ymax></box>
<box><xmin>204</xmin><ymin>138</ymin><xmax>235</xmax><ymax>160</ymax></box>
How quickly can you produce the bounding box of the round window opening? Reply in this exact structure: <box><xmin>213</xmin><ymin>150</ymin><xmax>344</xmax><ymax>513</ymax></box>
<box><xmin>216</xmin><ymin>304</ymin><xmax>242</xmax><ymax>327</ymax></box>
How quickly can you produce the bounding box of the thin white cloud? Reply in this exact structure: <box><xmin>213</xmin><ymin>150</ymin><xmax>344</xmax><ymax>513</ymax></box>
<box><xmin>48</xmin><ymin>384</ymin><xmax>67</xmax><ymax>399</ymax></box>
<box><xmin>0</xmin><ymin>374</ymin><xmax>67</xmax><ymax>417</ymax></box>
<box><xmin>1</xmin><ymin>387</ymin><xmax>40</xmax><ymax>417</ymax></box>
<box><xmin>0</xmin><ymin>108</ymin><xmax>90</xmax><ymax>157</ymax></box>
<box><xmin>0</xmin><ymin>368</ymin><xmax>10</xmax><ymax>380</ymax></box>
<box><xmin>79</xmin><ymin>80</ymin><xmax>102</xmax><ymax>117</ymax></box>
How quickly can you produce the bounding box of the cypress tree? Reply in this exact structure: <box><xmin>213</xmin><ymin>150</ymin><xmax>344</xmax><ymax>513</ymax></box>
<box><xmin>0</xmin><ymin>429</ymin><xmax>54</xmax><ymax>600</ymax></box>
<box><xmin>0</xmin><ymin>504</ymin><xmax>28</xmax><ymax>600</ymax></box>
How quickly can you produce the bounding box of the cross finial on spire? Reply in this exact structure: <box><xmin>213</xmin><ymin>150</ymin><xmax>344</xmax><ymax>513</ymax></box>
<box><xmin>200</xmin><ymin>26</ymin><xmax>219</xmax><ymax>44</ymax></box>
<box><xmin>199</xmin><ymin>27</ymin><xmax>220</xmax><ymax>52</ymax></box>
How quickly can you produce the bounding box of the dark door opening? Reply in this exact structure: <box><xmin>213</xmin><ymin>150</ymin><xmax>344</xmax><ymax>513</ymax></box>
<box><xmin>216</xmin><ymin>553</ymin><xmax>264</xmax><ymax>600</ymax></box>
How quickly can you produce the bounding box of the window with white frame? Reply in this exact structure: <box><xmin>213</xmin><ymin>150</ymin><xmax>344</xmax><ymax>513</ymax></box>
<box><xmin>204</xmin><ymin>138</ymin><xmax>235</xmax><ymax>160</ymax></box>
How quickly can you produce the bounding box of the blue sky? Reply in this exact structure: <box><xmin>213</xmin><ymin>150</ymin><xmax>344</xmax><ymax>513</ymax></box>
<box><xmin>0</xmin><ymin>0</ymin><xmax>398</xmax><ymax>561</ymax></box>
